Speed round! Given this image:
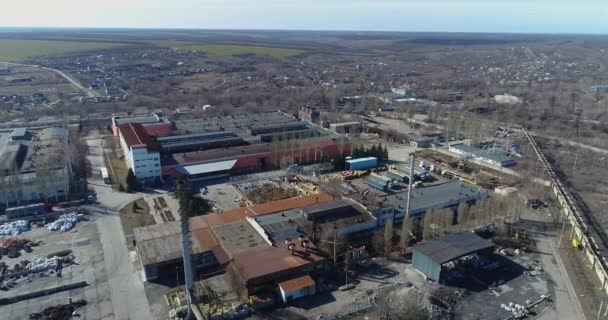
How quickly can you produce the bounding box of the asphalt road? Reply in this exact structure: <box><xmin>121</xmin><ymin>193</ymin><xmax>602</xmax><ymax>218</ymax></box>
<box><xmin>1</xmin><ymin>61</ymin><xmax>98</xmax><ymax>97</ymax></box>
<box><xmin>85</xmin><ymin>131</ymin><xmax>153</xmax><ymax>320</ymax></box>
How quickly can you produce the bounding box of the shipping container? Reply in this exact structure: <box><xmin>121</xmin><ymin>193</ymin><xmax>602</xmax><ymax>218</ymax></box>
<box><xmin>385</xmin><ymin>170</ymin><xmax>409</xmax><ymax>182</ymax></box>
<box><xmin>346</xmin><ymin>157</ymin><xmax>378</xmax><ymax>171</ymax></box>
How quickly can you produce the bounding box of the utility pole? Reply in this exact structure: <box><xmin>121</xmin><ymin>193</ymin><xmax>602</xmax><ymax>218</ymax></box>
<box><xmin>404</xmin><ymin>155</ymin><xmax>415</xmax><ymax>224</ymax></box>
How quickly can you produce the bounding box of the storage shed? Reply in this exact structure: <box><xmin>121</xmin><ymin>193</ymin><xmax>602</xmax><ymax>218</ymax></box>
<box><xmin>412</xmin><ymin>232</ymin><xmax>495</xmax><ymax>281</ymax></box>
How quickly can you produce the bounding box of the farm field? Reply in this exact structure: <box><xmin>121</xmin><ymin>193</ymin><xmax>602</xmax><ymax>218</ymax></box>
<box><xmin>155</xmin><ymin>41</ymin><xmax>303</xmax><ymax>57</ymax></box>
<box><xmin>0</xmin><ymin>39</ymin><xmax>129</xmax><ymax>61</ymax></box>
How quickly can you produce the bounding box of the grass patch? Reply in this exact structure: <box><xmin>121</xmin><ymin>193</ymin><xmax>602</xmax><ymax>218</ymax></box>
<box><xmin>109</xmin><ymin>156</ymin><xmax>129</xmax><ymax>191</ymax></box>
<box><xmin>120</xmin><ymin>199</ymin><xmax>156</xmax><ymax>249</ymax></box>
<box><xmin>0</xmin><ymin>39</ymin><xmax>129</xmax><ymax>61</ymax></box>
<box><xmin>154</xmin><ymin>41</ymin><xmax>303</xmax><ymax>58</ymax></box>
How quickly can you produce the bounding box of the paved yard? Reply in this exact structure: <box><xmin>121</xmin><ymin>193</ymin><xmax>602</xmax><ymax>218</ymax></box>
<box><xmin>2</xmin><ymin>218</ymin><xmax>114</xmax><ymax>320</ymax></box>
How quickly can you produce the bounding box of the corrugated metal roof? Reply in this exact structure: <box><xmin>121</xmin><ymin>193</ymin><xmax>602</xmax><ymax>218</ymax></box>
<box><xmin>233</xmin><ymin>241</ymin><xmax>325</xmax><ymax>283</ymax></box>
<box><xmin>179</xmin><ymin>160</ymin><xmax>237</xmax><ymax>175</ymax></box>
<box><xmin>278</xmin><ymin>275</ymin><xmax>315</xmax><ymax>292</ymax></box>
<box><xmin>134</xmin><ymin>193</ymin><xmax>335</xmax><ymax>267</ymax></box>
<box><xmin>384</xmin><ymin>181</ymin><xmax>486</xmax><ymax>215</ymax></box>
<box><xmin>346</xmin><ymin>157</ymin><xmax>377</xmax><ymax>164</ymax></box>
<box><xmin>413</xmin><ymin>232</ymin><xmax>494</xmax><ymax>265</ymax></box>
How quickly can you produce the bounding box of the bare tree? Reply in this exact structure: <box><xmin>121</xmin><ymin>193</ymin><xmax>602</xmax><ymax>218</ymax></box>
<box><xmin>384</xmin><ymin>218</ymin><xmax>393</xmax><ymax>257</ymax></box>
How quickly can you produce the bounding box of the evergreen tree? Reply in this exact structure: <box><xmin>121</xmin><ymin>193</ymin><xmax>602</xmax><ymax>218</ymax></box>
<box><xmin>173</xmin><ymin>176</ymin><xmax>195</xmax><ymax>227</ymax></box>
<box><xmin>126</xmin><ymin>169</ymin><xmax>138</xmax><ymax>193</ymax></box>
<box><xmin>383</xmin><ymin>145</ymin><xmax>389</xmax><ymax>161</ymax></box>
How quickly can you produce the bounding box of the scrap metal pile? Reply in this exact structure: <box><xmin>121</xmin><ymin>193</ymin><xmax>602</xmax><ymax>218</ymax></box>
<box><xmin>0</xmin><ymin>253</ymin><xmax>75</xmax><ymax>290</ymax></box>
<box><xmin>47</xmin><ymin>212</ymin><xmax>83</xmax><ymax>232</ymax></box>
<box><xmin>0</xmin><ymin>220</ymin><xmax>29</xmax><ymax>236</ymax></box>
<box><xmin>0</xmin><ymin>236</ymin><xmax>36</xmax><ymax>258</ymax></box>
<box><xmin>28</xmin><ymin>299</ymin><xmax>87</xmax><ymax>320</ymax></box>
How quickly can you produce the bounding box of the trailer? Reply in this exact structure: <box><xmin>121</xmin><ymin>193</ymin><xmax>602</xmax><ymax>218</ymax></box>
<box><xmin>346</xmin><ymin>157</ymin><xmax>378</xmax><ymax>171</ymax></box>
<box><xmin>100</xmin><ymin>168</ymin><xmax>110</xmax><ymax>184</ymax></box>
<box><xmin>5</xmin><ymin>203</ymin><xmax>47</xmax><ymax>219</ymax></box>
<box><xmin>366</xmin><ymin>175</ymin><xmax>389</xmax><ymax>191</ymax></box>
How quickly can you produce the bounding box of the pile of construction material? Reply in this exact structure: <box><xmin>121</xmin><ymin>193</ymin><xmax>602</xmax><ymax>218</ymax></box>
<box><xmin>0</xmin><ymin>220</ymin><xmax>29</xmax><ymax>236</ymax></box>
<box><xmin>0</xmin><ymin>236</ymin><xmax>35</xmax><ymax>258</ymax></box>
<box><xmin>0</xmin><ymin>254</ymin><xmax>75</xmax><ymax>290</ymax></box>
<box><xmin>28</xmin><ymin>299</ymin><xmax>87</xmax><ymax>320</ymax></box>
<box><xmin>524</xmin><ymin>260</ymin><xmax>544</xmax><ymax>278</ymax></box>
<box><xmin>238</xmin><ymin>180</ymin><xmax>299</xmax><ymax>204</ymax></box>
<box><xmin>47</xmin><ymin>212</ymin><xmax>83</xmax><ymax>232</ymax></box>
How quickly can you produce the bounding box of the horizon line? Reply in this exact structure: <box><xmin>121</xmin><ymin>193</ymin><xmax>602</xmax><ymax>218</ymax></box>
<box><xmin>1</xmin><ymin>26</ymin><xmax>608</xmax><ymax>37</ymax></box>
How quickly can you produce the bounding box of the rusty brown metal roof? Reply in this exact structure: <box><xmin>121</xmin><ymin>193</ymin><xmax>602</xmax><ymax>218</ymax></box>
<box><xmin>134</xmin><ymin>193</ymin><xmax>334</xmax><ymax>267</ymax></box>
<box><xmin>278</xmin><ymin>275</ymin><xmax>315</xmax><ymax>292</ymax></box>
<box><xmin>232</xmin><ymin>240</ymin><xmax>325</xmax><ymax>283</ymax></box>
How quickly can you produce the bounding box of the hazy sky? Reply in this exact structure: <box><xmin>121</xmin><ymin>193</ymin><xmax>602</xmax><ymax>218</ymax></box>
<box><xmin>3</xmin><ymin>0</ymin><xmax>608</xmax><ymax>34</ymax></box>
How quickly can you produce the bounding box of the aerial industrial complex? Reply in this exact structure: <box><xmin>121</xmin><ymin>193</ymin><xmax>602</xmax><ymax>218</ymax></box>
<box><xmin>1</xmin><ymin>27</ymin><xmax>602</xmax><ymax>320</ymax></box>
<box><xmin>115</xmin><ymin>112</ymin><xmax>347</xmax><ymax>182</ymax></box>
<box><xmin>0</xmin><ymin>108</ymin><xmax>584</xmax><ymax>320</ymax></box>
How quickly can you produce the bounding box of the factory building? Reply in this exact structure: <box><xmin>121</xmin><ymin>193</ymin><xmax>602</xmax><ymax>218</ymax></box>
<box><xmin>133</xmin><ymin>194</ymin><xmax>335</xmax><ymax>283</ymax></box>
<box><xmin>298</xmin><ymin>107</ymin><xmax>321</xmax><ymax>124</ymax></box>
<box><xmin>0</xmin><ymin>127</ymin><xmax>72</xmax><ymax>205</ymax></box>
<box><xmin>111</xmin><ymin>113</ymin><xmax>171</xmax><ymax>137</ymax></box>
<box><xmin>369</xmin><ymin>181</ymin><xmax>488</xmax><ymax>226</ymax></box>
<box><xmin>329</xmin><ymin>122</ymin><xmax>363</xmax><ymax>134</ymax></box>
<box><xmin>449</xmin><ymin>143</ymin><xmax>515</xmax><ymax>167</ymax></box>
<box><xmin>118</xmin><ymin>123</ymin><xmax>162</xmax><ymax>181</ymax></box>
<box><xmin>412</xmin><ymin>232</ymin><xmax>495</xmax><ymax>281</ymax></box>
<box><xmin>115</xmin><ymin>112</ymin><xmax>347</xmax><ymax>181</ymax></box>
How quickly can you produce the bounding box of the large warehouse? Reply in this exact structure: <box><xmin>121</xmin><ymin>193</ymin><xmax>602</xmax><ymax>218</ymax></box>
<box><xmin>412</xmin><ymin>232</ymin><xmax>495</xmax><ymax>281</ymax></box>
<box><xmin>116</xmin><ymin>111</ymin><xmax>347</xmax><ymax>181</ymax></box>
<box><xmin>0</xmin><ymin>127</ymin><xmax>72</xmax><ymax>204</ymax></box>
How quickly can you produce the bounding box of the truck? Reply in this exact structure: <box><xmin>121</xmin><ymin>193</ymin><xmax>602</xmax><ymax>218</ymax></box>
<box><xmin>100</xmin><ymin>167</ymin><xmax>110</xmax><ymax>184</ymax></box>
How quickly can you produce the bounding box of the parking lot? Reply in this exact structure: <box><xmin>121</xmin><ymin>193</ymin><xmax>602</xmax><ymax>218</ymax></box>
<box><xmin>1</xmin><ymin>216</ymin><xmax>114</xmax><ymax>320</ymax></box>
<box><xmin>202</xmin><ymin>183</ymin><xmax>242</xmax><ymax>212</ymax></box>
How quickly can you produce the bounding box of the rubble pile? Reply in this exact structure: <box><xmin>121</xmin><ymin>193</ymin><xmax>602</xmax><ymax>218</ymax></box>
<box><xmin>0</xmin><ymin>254</ymin><xmax>75</xmax><ymax>290</ymax></box>
<box><xmin>28</xmin><ymin>299</ymin><xmax>87</xmax><ymax>320</ymax></box>
<box><xmin>0</xmin><ymin>236</ymin><xmax>34</xmax><ymax>258</ymax></box>
<box><xmin>0</xmin><ymin>220</ymin><xmax>29</xmax><ymax>236</ymax></box>
<box><xmin>524</xmin><ymin>260</ymin><xmax>544</xmax><ymax>278</ymax></box>
<box><xmin>47</xmin><ymin>212</ymin><xmax>83</xmax><ymax>232</ymax></box>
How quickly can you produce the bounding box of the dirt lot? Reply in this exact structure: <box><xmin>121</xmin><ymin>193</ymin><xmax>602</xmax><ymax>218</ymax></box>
<box><xmin>120</xmin><ymin>199</ymin><xmax>155</xmax><ymax>249</ymax></box>
<box><xmin>1</xmin><ymin>215</ymin><xmax>114</xmax><ymax>320</ymax></box>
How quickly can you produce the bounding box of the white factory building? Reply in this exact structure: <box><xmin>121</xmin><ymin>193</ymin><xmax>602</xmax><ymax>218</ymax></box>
<box><xmin>118</xmin><ymin>123</ymin><xmax>162</xmax><ymax>180</ymax></box>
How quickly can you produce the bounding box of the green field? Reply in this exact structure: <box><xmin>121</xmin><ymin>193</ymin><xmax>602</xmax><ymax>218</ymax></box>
<box><xmin>155</xmin><ymin>41</ymin><xmax>303</xmax><ymax>58</ymax></box>
<box><xmin>0</xmin><ymin>39</ymin><xmax>129</xmax><ymax>61</ymax></box>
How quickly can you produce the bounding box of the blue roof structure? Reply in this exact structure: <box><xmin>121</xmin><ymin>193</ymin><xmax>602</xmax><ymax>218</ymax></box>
<box><xmin>346</xmin><ymin>157</ymin><xmax>377</xmax><ymax>164</ymax></box>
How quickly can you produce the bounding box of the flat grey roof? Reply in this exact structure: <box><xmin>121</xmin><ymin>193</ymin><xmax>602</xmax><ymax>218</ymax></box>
<box><xmin>114</xmin><ymin>114</ymin><xmax>160</xmax><ymax>125</ymax></box>
<box><xmin>212</xmin><ymin>221</ymin><xmax>267</xmax><ymax>256</ymax></box>
<box><xmin>179</xmin><ymin>159</ymin><xmax>237</xmax><ymax>176</ymax></box>
<box><xmin>414</xmin><ymin>232</ymin><xmax>495</xmax><ymax>264</ymax></box>
<box><xmin>383</xmin><ymin>181</ymin><xmax>486</xmax><ymax>214</ymax></box>
<box><xmin>10</xmin><ymin>128</ymin><xmax>26</xmax><ymax>138</ymax></box>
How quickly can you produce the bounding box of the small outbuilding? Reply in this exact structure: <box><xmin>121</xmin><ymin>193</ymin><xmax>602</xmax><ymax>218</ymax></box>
<box><xmin>278</xmin><ymin>275</ymin><xmax>316</xmax><ymax>303</ymax></box>
<box><xmin>412</xmin><ymin>232</ymin><xmax>495</xmax><ymax>281</ymax></box>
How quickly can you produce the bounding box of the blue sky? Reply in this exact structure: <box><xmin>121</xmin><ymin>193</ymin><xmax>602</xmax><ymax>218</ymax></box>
<box><xmin>3</xmin><ymin>0</ymin><xmax>608</xmax><ymax>34</ymax></box>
